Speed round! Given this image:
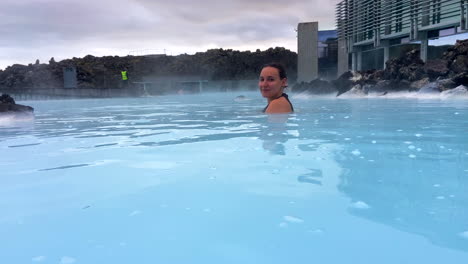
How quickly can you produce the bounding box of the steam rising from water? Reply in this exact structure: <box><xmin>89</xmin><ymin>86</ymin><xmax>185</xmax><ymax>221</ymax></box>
<box><xmin>0</xmin><ymin>113</ymin><xmax>35</xmax><ymax>127</ymax></box>
<box><xmin>292</xmin><ymin>89</ymin><xmax>468</xmax><ymax>100</ymax></box>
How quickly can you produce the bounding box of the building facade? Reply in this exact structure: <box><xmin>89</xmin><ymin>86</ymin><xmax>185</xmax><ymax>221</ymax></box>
<box><xmin>336</xmin><ymin>0</ymin><xmax>468</xmax><ymax>73</ymax></box>
<box><xmin>297</xmin><ymin>23</ymin><xmax>339</xmax><ymax>81</ymax></box>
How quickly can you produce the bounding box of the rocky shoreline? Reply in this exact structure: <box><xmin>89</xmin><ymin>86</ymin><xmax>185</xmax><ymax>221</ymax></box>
<box><xmin>0</xmin><ymin>48</ymin><xmax>296</xmax><ymax>91</ymax></box>
<box><xmin>293</xmin><ymin>39</ymin><xmax>468</xmax><ymax>97</ymax></box>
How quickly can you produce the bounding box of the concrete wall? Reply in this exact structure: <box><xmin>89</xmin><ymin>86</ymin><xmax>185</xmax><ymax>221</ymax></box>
<box><xmin>0</xmin><ymin>88</ymin><xmax>145</xmax><ymax>100</ymax></box>
<box><xmin>1</xmin><ymin>80</ymin><xmax>260</xmax><ymax>99</ymax></box>
<box><xmin>297</xmin><ymin>22</ymin><xmax>318</xmax><ymax>82</ymax></box>
<box><xmin>337</xmin><ymin>37</ymin><xmax>349</xmax><ymax>76</ymax></box>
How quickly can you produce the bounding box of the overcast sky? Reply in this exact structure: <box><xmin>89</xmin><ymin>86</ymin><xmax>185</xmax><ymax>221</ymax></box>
<box><xmin>0</xmin><ymin>0</ymin><xmax>341</xmax><ymax>70</ymax></box>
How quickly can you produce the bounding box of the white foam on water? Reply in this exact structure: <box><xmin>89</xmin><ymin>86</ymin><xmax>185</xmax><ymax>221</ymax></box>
<box><xmin>127</xmin><ymin>161</ymin><xmax>177</xmax><ymax>170</ymax></box>
<box><xmin>129</xmin><ymin>210</ymin><xmax>141</xmax><ymax>216</ymax></box>
<box><xmin>60</xmin><ymin>256</ymin><xmax>76</xmax><ymax>264</ymax></box>
<box><xmin>459</xmin><ymin>231</ymin><xmax>468</xmax><ymax>239</ymax></box>
<box><xmin>409</xmin><ymin>154</ymin><xmax>416</xmax><ymax>158</ymax></box>
<box><xmin>351</xmin><ymin>149</ymin><xmax>361</xmax><ymax>156</ymax></box>
<box><xmin>415</xmin><ymin>134</ymin><xmax>422</xmax><ymax>137</ymax></box>
<box><xmin>307</xmin><ymin>229</ymin><xmax>324</xmax><ymax>234</ymax></box>
<box><xmin>441</xmin><ymin>86</ymin><xmax>468</xmax><ymax>98</ymax></box>
<box><xmin>283</xmin><ymin>215</ymin><xmax>304</xmax><ymax>223</ymax></box>
<box><xmin>32</xmin><ymin>256</ymin><xmax>46</xmax><ymax>262</ymax></box>
<box><xmin>350</xmin><ymin>201</ymin><xmax>370</xmax><ymax>209</ymax></box>
<box><xmin>288</xmin><ymin>130</ymin><xmax>300</xmax><ymax>137</ymax></box>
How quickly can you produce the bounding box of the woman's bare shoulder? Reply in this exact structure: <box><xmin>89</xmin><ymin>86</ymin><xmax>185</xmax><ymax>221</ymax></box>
<box><xmin>265</xmin><ymin>97</ymin><xmax>293</xmax><ymax>114</ymax></box>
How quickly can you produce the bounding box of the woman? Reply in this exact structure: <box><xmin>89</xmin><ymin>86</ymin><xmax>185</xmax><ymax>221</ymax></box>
<box><xmin>259</xmin><ymin>63</ymin><xmax>294</xmax><ymax>114</ymax></box>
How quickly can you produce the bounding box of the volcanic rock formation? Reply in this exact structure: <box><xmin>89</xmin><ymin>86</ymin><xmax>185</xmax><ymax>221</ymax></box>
<box><xmin>0</xmin><ymin>94</ymin><xmax>34</xmax><ymax>113</ymax></box>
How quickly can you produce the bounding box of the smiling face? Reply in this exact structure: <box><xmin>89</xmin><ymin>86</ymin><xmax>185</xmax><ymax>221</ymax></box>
<box><xmin>258</xmin><ymin>66</ymin><xmax>287</xmax><ymax>101</ymax></box>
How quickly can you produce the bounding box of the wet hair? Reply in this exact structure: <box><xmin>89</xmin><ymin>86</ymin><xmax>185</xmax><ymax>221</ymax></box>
<box><xmin>261</xmin><ymin>63</ymin><xmax>287</xmax><ymax>80</ymax></box>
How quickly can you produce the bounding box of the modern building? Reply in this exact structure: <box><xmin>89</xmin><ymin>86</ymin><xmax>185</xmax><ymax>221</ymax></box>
<box><xmin>336</xmin><ymin>0</ymin><xmax>468</xmax><ymax>73</ymax></box>
<box><xmin>297</xmin><ymin>23</ymin><xmax>339</xmax><ymax>81</ymax></box>
<box><xmin>318</xmin><ymin>30</ymin><xmax>339</xmax><ymax>80</ymax></box>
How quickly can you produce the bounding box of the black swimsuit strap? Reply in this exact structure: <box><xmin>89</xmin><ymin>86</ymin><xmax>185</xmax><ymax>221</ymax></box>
<box><xmin>263</xmin><ymin>93</ymin><xmax>294</xmax><ymax>113</ymax></box>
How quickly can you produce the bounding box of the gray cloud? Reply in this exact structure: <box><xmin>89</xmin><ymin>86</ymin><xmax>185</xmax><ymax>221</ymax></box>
<box><xmin>0</xmin><ymin>0</ymin><xmax>341</xmax><ymax>69</ymax></box>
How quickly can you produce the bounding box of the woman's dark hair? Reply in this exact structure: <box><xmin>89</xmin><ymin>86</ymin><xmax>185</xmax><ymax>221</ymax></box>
<box><xmin>261</xmin><ymin>63</ymin><xmax>287</xmax><ymax>79</ymax></box>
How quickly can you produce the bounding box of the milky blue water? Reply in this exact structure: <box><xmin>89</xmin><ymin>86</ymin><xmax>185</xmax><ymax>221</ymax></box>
<box><xmin>1</xmin><ymin>92</ymin><xmax>468</xmax><ymax>264</ymax></box>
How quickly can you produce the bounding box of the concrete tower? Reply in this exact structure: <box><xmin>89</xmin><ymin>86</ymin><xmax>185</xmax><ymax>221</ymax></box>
<box><xmin>297</xmin><ymin>22</ymin><xmax>318</xmax><ymax>83</ymax></box>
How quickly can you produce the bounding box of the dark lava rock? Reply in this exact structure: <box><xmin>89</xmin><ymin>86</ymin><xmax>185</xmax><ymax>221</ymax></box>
<box><xmin>436</xmin><ymin>78</ymin><xmax>457</xmax><ymax>90</ymax></box>
<box><xmin>363</xmin><ymin>70</ymin><xmax>385</xmax><ymax>84</ymax></box>
<box><xmin>0</xmin><ymin>94</ymin><xmax>15</xmax><ymax>104</ymax></box>
<box><xmin>443</xmin><ymin>39</ymin><xmax>468</xmax><ymax>77</ymax></box>
<box><xmin>424</xmin><ymin>59</ymin><xmax>449</xmax><ymax>79</ymax></box>
<box><xmin>450</xmin><ymin>55</ymin><xmax>468</xmax><ymax>74</ymax></box>
<box><xmin>452</xmin><ymin>72</ymin><xmax>468</xmax><ymax>86</ymax></box>
<box><xmin>0</xmin><ymin>94</ymin><xmax>34</xmax><ymax>113</ymax></box>
<box><xmin>293</xmin><ymin>79</ymin><xmax>337</xmax><ymax>94</ymax></box>
<box><xmin>371</xmin><ymin>80</ymin><xmax>393</xmax><ymax>92</ymax></box>
<box><xmin>418</xmin><ymin>82</ymin><xmax>441</xmax><ymax>94</ymax></box>
<box><xmin>384</xmin><ymin>49</ymin><xmax>426</xmax><ymax>81</ymax></box>
<box><xmin>410</xmin><ymin>78</ymin><xmax>430</xmax><ymax>90</ymax></box>
<box><xmin>340</xmin><ymin>84</ymin><xmax>367</xmax><ymax>96</ymax></box>
<box><xmin>333</xmin><ymin>71</ymin><xmax>355</xmax><ymax>96</ymax></box>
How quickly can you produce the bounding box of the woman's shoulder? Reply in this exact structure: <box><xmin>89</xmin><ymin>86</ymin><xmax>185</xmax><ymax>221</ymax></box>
<box><xmin>265</xmin><ymin>96</ymin><xmax>293</xmax><ymax>113</ymax></box>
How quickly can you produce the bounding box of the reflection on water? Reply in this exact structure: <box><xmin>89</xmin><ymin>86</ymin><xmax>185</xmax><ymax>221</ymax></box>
<box><xmin>297</xmin><ymin>169</ymin><xmax>323</xmax><ymax>185</ymax></box>
<box><xmin>259</xmin><ymin>114</ymin><xmax>292</xmax><ymax>155</ymax></box>
<box><xmin>338</xmin><ymin>143</ymin><xmax>468</xmax><ymax>251</ymax></box>
<box><xmin>331</xmin><ymin>98</ymin><xmax>468</xmax><ymax>252</ymax></box>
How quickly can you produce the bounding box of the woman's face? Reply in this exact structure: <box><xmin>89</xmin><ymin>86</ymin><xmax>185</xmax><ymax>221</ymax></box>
<box><xmin>258</xmin><ymin>67</ymin><xmax>287</xmax><ymax>100</ymax></box>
